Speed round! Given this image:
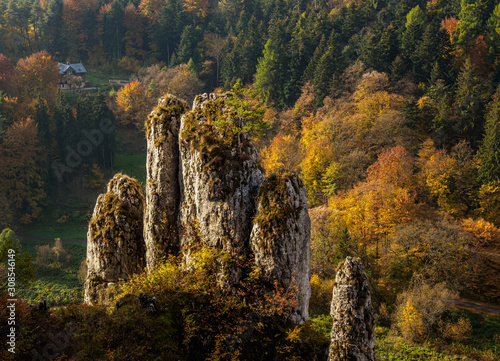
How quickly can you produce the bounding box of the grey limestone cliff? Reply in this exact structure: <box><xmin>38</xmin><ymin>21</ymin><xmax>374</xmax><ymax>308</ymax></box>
<box><xmin>84</xmin><ymin>174</ymin><xmax>145</xmax><ymax>305</ymax></box>
<box><xmin>143</xmin><ymin>94</ymin><xmax>188</xmax><ymax>270</ymax></box>
<box><xmin>250</xmin><ymin>171</ymin><xmax>311</xmax><ymax>324</ymax></box>
<box><xmin>328</xmin><ymin>256</ymin><xmax>375</xmax><ymax>361</ymax></box>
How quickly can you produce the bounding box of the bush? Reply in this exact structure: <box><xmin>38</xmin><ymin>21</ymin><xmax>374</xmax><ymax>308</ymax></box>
<box><xmin>394</xmin><ymin>283</ymin><xmax>457</xmax><ymax>342</ymax></box>
<box><xmin>398</xmin><ymin>300</ymin><xmax>424</xmax><ymax>342</ymax></box>
<box><xmin>438</xmin><ymin>317</ymin><xmax>472</xmax><ymax>344</ymax></box>
<box><xmin>35</xmin><ymin>239</ymin><xmax>72</xmax><ymax>274</ymax></box>
<box><xmin>309</xmin><ymin>273</ymin><xmax>334</xmax><ymax>316</ymax></box>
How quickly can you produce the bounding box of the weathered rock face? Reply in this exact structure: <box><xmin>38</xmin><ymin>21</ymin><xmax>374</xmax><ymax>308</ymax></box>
<box><xmin>178</xmin><ymin>93</ymin><xmax>264</xmax><ymax>286</ymax></box>
<box><xmin>250</xmin><ymin>171</ymin><xmax>311</xmax><ymax>324</ymax></box>
<box><xmin>144</xmin><ymin>94</ymin><xmax>188</xmax><ymax>270</ymax></box>
<box><xmin>328</xmin><ymin>257</ymin><xmax>375</xmax><ymax>361</ymax></box>
<box><xmin>84</xmin><ymin>174</ymin><xmax>145</xmax><ymax>305</ymax></box>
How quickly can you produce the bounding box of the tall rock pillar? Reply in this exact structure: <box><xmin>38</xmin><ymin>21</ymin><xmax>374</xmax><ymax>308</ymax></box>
<box><xmin>144</xmin><ymin>94</ymin><xmax>188</xmax><ymax>270</ymax></box>
<box><xmin>250</xmin><ymin>171</ymin><xmax>311</xmax><ymax>325</ymax></box>
<box><xmin>178</xmin><ymin>93</ymin><xmax>264</xmax><ymax>287</ymax></box>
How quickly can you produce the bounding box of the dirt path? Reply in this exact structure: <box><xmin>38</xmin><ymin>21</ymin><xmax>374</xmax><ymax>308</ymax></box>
<box><xmin>445</xmin><ymin>298</ymin><xmax>500</xmax><ymax>316</ymax></box>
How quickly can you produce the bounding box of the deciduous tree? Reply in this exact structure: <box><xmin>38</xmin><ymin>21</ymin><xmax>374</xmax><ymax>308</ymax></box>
<box><xmin>115</xmin><ymin>81</ymin><xmax>150</xmax><ymax>128</ymax></box>
<box><xmin>15</xmin><ymin>51</ymin><xmax>59</xmax><ymax>102</ymax></box>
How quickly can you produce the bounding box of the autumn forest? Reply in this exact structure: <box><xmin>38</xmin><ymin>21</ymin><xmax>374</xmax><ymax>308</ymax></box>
<box><xmin>1</xmin><ymin>0</ymin><xmax>500</xmax><ymax>359</ymax></box>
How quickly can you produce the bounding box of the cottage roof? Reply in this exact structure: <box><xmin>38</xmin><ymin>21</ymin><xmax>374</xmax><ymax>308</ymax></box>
<box><xmin>58</xmin><ymin>62</ymin><xmax>87</xmax><ymax>75</ymax></box>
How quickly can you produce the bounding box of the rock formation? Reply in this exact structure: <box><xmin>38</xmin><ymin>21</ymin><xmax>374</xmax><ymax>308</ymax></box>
<box><xmin>250</xmin><ymin>171</ymin><xmax>311</xmax><ymax>324</ymax></box>
<box><xmin>144</xmin><ymin>94</ymin><xmax>188</xmax><ymax>270</ymax></box>
<box><xmin>178</xmin><ymin>93</ymin><xmax>264</xmax><ymax>287</ymax></box>
<box><xmin>84</xmin><ymin>174</ymin><xmax>145</xmax><ymax>305</ymax></box>
<box><xmin>84</xmin><ymin>92</ymin><xmax>312</xmax><ymax>325</ymax></box>
<box><xmin>328</xmin><ymin>257</ymin><xmax>375</xmax><ymax>361</ymax></box>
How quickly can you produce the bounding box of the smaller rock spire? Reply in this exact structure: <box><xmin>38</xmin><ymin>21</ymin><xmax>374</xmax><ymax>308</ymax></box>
<box><xmin>328</xmin><ymin>257</ymin><xmax>375</xmax><ymax>361</ymax></box>
<box><xmin>84</xmin><ymin>174</ymin><xmax>145</xmax><ymax>305</ymax></box>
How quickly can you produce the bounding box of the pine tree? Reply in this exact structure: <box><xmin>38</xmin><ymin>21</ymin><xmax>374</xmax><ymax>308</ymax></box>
<box><xmin>312</xmin><ymin>32</ymin><xmax>340</xmax><ymax>109</ymax></box>
<box><xmin>35</xmin><ymin>96</ymin><xmax>51</xmax><ymax>146</ymax></box>
<box><xmin>478</xmin><ymin>87</ymin><xmax>500</xmax><ymax>183</ymax></box>
<box><xmin>454</xmin><ymin>57</ymin><xmax>484</xmax><ymax>147</ymax></box>
<box><xmin>171</xmin><ymin>25</ymin><xmax>202</xmax><ymax>67</ymax></box>
<box><xmin>54</xmin><ymin>89</ymin><xmax>74</xmax><ymax>166</ymax></box>
<box><xmin>91</xmin><ymin>93</ymin><xmax>115</xmax><ymax>170</ymax></box>
<box><xmin>43</xmin><ymin>0</ymin><xmax>65</xmax><ymax>56</ymax></box>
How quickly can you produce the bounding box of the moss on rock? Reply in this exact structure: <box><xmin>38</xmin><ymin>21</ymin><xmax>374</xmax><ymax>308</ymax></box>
<box><xmin>145</xmin><ymin>94</ymin><xmax>188</xmax><ymax>147</ymax></box>
<box><xmin>180</xmin><ymin>92</ymin><xmax>261</xmax><ymax>199</ymax></box>
<box><xmin>85</xmin><ymin>173</ymin><xmax>146</xmax><ymax>305</ymax></box>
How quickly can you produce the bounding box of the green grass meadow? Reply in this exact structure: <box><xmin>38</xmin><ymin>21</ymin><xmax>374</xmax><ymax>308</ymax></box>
<box><xmin>18</xmin><ymin>237</ymin><xmax>87</xmax><ymax>306</ymax></box>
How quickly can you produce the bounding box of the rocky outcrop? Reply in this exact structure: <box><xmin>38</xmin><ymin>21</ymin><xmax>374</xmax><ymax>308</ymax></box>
<box><xmin>250</xmin><ymin>171</ymin><xmax>311</xmax><ymax>324</ymax></box>
<box><xmin>84</xmin><ymin>174</ymin><xmax>145</xmax><ymax>305</ymax></box>
<box><xmin>144</xmin><ymin>94</ymin><xmax>188</xmax><ymax>270</ymax></box>
<box><xmin>178</xmin><ymin>93</ymin><xmax>264</xmax><ymax>287</ymax></box>
<box><xmin>84</xmin><ymin>92</ymin><xmax>312</xmax><ymax>326</ymax></box>
<box><xmin>328</xmin><ymin>257</ymin><xmax>375</xmax><ymax>361</ymax></box>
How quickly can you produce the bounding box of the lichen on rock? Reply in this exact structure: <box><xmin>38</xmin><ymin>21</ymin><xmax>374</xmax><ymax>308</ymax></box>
<box><xmin>250</xmin><ymin>171</ymin><xmax>311</xmax><ymax>325</ymax></box>
<box><xmin>179</xmin><ymin>92</ymin><xmax>264</xmax><ymax>287</ymax></box>
<box><xmin>84</xmin><ymin>173</ymin><xmax>145</xmax><ymax>305</ymax></box>
<box><xmin>328</xmin><ymin>256</ymin><xmax>375</xmax><ymax>361</ymax></box>
<box><xmin>144</xmin><ymin>94</ymin><xmax>188</xmax><ymax>270</ymax></box>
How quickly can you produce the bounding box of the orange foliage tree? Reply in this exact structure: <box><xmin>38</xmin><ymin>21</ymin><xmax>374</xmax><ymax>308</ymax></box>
<box><xmin>0</xmin><ymin>117</ymin><xmax>46</xmax><ymax>224</ymax></box>
<box><xmin>115</xmin><ymin>81</ymin><xmax>150</xmax><ymax>128</ymax></box>
<box><xmin>14</xmin><ymin>51</ymin><xmax>59</xmax><ymax>102</ymax></box>
<box><xmin>329</xmin><ymin>179</ymin><xmax>417</xmax><ymax>258</ymax></box>
<box><xmin>366</xmin><ymin>146</ymin><xmax>414</xmax><ymax>190</ymax></box>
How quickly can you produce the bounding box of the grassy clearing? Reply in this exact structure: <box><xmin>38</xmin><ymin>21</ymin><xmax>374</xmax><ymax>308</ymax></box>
<box><xmin>18</xmin><ymin>237</ymin><xmax>86</xmax><ymax>306</ymax></box>
<box><xmin>85</xmin><ymin>66</ymin><xmax>131</xmax><ymax>87</ymax></box>
<box><xmin>114</xmin><ymin>152</ymin><xmax>147</xmax><ymax>185</ymax></box>
<box><xmin>26</xmin><ymin>221</ymin><xmax>88</xmax><ymax>240</ymax></box>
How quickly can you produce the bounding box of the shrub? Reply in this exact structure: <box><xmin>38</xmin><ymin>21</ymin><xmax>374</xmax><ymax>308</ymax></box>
<box><xmin>439</xmin><ymin>317</ymin><xmax>472</xmax><ymax>344</ymax></box>
<box><xmin>309</xmin><ymin>273</ymin><xmax>335</xmax><ymax>316</ymax></box>
<box><xmin>399</xmin><ymin>300</ymin><xmax>424</xmax><ymax>342</ymax></box>
<box><xmin>394</xmin><ymin>283</ymin><xmax>457</xmax><ymax>341</ymax></box>
<box><xmin>35</xmin><ymin>239</ymin><xmax>72</xmax><ymax>274</ymax></box>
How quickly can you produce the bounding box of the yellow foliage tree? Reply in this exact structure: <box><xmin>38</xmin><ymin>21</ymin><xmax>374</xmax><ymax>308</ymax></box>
<box><xmin>183</xmin><ymin>0</ymin><xmax>210</xmax><ymax>20</ymax></box>
<box><xmin>115</xmin><ymin>81</ymin><xmax>150</xmax><ymax>128</ymax></box>
<box><xmin>301</xmin><ymin>138</ymin><xmax>333</xmax><ymax>205</ymax></box>
<box><xmin>260</xmin><ymin>134</ymin><xmax>302</xmax><ymax>175</ymax></box>
<box><xmin>330</xmin><ymin>180</ymin><xmax>417</xmax><ymax>257</ymax></box>
<box><xmin>399</xmin><ymin>301</ymin><xmax>424</xmax><ymax>342</ymax></box>
<box><xmin>352</xmin><ymin>72</ymin><xmax>404</xmax><ymax>134</ymax></box>
<box><xmin>478</xmin><ymin>181</ymin><xmax>500</xmax><ymax>227</ymax></box>
<box><xmin>461</xmin><ymin>217</ymin><xmax>500</xmax><ymax>248</ymax></box>
<box><xmin>416</xmin><ymin>139</ymin><xmax>468</xmax><ymax>217</ymax></box>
